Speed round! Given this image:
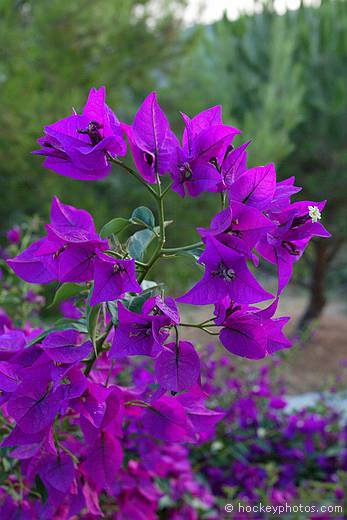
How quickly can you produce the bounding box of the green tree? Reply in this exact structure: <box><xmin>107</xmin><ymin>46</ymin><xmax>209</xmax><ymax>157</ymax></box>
<box><xmin>284</xmin><ymin>0</ymin><xmax>347</xmax><ymax>328</ymax></box>
<box><xmin>0</xmin><ymin>0</ymin><xmax>189</xmax><ymax>230</ymax></box>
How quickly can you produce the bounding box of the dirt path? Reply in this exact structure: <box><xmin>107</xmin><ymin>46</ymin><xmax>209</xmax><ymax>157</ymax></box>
<box><xmin>180</xmin><ymin>290</ymin><xmax>347</xmax><ymax>394</ymax></box>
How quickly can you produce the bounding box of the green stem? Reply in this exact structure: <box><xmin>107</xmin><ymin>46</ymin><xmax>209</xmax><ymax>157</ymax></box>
<box><xmin>110</xmin><ymin>157</ymin><xmax>158</xmax><ymax>198</ymax></box>
<box><xmin>179</xmin><ymin>321</ymin><xmax>220</xmax><ymax>336</ymax></box>
<box><xmin>179</xmin><ymin>322</ymin><xmax>219</xmax><ymax>329</ymax></box>
<box><xmin>200</xmin><ymin>317</ymin><xmax>216</xmax><ymax>326</ymax></box>
<box><xmin>137</xmin><ymin>172</ymin><xmax>166</xmax><ymax>283</ymax></box>
<box><xmin>59</xmin><ymin>444</ymin><xmax>79</xmax><ymax>464</ymax></box>
<box><xmin>179</xmin><ymin>322</ymin><xmax>204</xmax><ymax>329</ymax></box>
<box><xmin>124</xmin><ymin>399</ymin><xmax>150</xmax><ymax>408</ymax></box>
<box><xmin>162</xmin><ymin>241</ymin><xmax>203</xmax><ymax>254</ymax></box>
<box><xmin>84</xmin><ymin>321</ymin><xmax>113</xmax><ymax>376</ymax></box>
<box><xmin>161</xmin><ymin>179</ymin><xmax>174</xmax><ymax>198</ymax></box>
<box><xmin>105</xmin><ymin>360</ymin><xmax>115</xmax><ymax>387</ymax></box>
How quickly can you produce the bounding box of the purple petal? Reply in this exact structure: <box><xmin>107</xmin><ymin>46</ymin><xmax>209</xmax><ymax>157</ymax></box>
<box><xmin>193</xmin><ymin>124</ymin><xmax>240</xmax><ymax>162</ymax></box>
<box><xmin>50</xmin><ymin>196</ymin><xmax>95</xmax><ymax>237</ymax></box>
<box><xmin>230</xmin><ymin>163</ymin><xmax>276</xmax><ymax>210</ymax></box>
<box><xmin>141</xmin><ymin>396</ymin><xmax>195</xmax><ymax>442</ymax></box>
<box><xmin>0</xmin><ymin>361</ymin><xmax>20</xmax><ymax>392</ymax></box>
<box><xmin>181</xmin><ymin>105</ymin><xmax>222</xmax><ymax>154</ymax></box>
<box><xmin>7</xmin><ymin>239</ymin><xmax>57</xmax><ymax>284</ymax></box>
<box><xmin>109</xmin><ymin>303</ymin><xmax>160</xmax><ymax>359</ymax></box>
<box><xmin>220</xmin><ymin>317</ymin><xmax>267</xmax><ymax>359</ymax></box>
<box><xmin>7</xmin><ymin>384</ymin><xmax>64</xmax><ymax>434</ymax></box>
<box><xmin>58</xmin><ymin>244</ymin><xmax>99</xmax><ymax>282</ymax></box>
<box><xmin>122</xmin><ymin>123</ymin><xmax>157</xmax><ymax>183</ymax></box>
<box><xmin>42</xmin><ymin>330</ymin><xmax>92</xmax><ymax>364</ymax></box>
<box><xmin>155</xmin><ymin>341</ymin><xmax>200</xmax><ymax>392</ymax></box>
<box><xmin>0</xmin><ymin>330</ymin><xmax>26</xmax><ymax>360</ymax></box>
<box><xmin>132</xmin><ymin>92</ymin><xmax>178</xmax><ymax>175</ymax></box>
<box><xmin>222</xmin><ymin>140</ymin><xmax>251</xmax><ymax>186</ymax></box>
<box><xmin>81</xmin><ymin>432</ymin><xmax>122</xmax><ymax>492</ymax></box>
<box><xmin>91</xmin><ymin>255</ymin><xmax>141</xmax><ymax>306</ymax></box>
<box><xmin>39</xmin><ymin>453</ymin><xmax>75</xmax><ymax>493</ymax></box>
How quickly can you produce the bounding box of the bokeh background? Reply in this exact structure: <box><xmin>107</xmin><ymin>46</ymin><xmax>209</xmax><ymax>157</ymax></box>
<box><xmin>0</xmin><ymin>0</ymin><xmax>346</xmax><ymax>393</ymax></box>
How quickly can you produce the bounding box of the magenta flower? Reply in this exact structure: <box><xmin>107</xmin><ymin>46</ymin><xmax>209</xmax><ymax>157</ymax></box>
<box><xmin>141</xmin><ymin>395</ymin><xmax>195</xmax><ymax>442</ymax></box>
<box><xmin>218</xmin><ymin>140</ymin><xmax>251</xmax><ymax>191</ymax></box>
<box><xmin>1</xmin><ymin>89</ymin><xmax>336</xmax><ymax>518</ymax></box>
<box><xmin>6</xmin><ymin>238</ymin><xmax>58</xmax><ymax>284</ymax></box>
<box><xmin>0</xmin><ymin>361</ymin><xmax>20</xmax><ymax>392</ymax></box>
<box><xmin>155</xmin><ymin>340</ymin><xmax>200</xmax><ymax>392</ymax></box>
<box><xmin>41</xmin><ymin>329</ymin><xmax>92</xmax><ymax>364</ymax></box>
<box><xmin>257</xmin><ymin>200</ymin><xmax>330</xmax><ymax>293</ymax></box>
<box><xmin>170</xmin><ymin>106</ymin><xmax>240</xmax><ymax>197</ymax></box>
<box><xmin>177</xmin><ymin>236</ymin><xmax>273</xmax><ymax>305</ymax></box>
<box><xmin>268</xmin><ymin>176</ymin><xmax>302</xmax><ymax>212</ymax></box>
<box><xmin>8</xmin><ymin>196</ymin><xmax>108</xmax><ymax>284</ymax></box>
<box><xmin>59</xmin><ymin>299</ymin><xmax>82</xmax><ymax>319</ymax></box>
<box><xmin>228</xmin><ymin>163</ymin><xmax>277</xmax><ymax>210</ymax></box>
<box><xmin>176</xmin><ymin>386</ymin><xmax>225</xmax><ymax>439</ymax></box>
<box><xmin>81</xmin><ymin>432</ymin><xmax>123</xmax><ymax>492</ymax></box>
<box><xmin>216</xmin><ymin>298</ymin><xmax>291</xmax><ymax>359</ymax></box>
<box><xmin>90</xmin><ymin>252</ymin><xmax>141</xmax><ymax>306</ymax></box>
<box><xmin>110</xmin><ymin>301</ymin><xmax>171</xmax><ymax>359</ymax></box>
<box><xmin>122</xmin><ymin>92</ymin><xmax>179</xmax><ymax>183</ymax></box>
<box><xmin>6</xmin><ymin>226</ymin><xmax>21</xmax><ymax>244</ymax></box>
<box><xmin>34</xmin><ymin>86</ymin><xmax>126</xmax><ymax>180</ymax></box>
<box><xmin>198</xmin><ymin>201</ymin><xmax>274</xmax><ymax>260</ymax></box>
<box><xmin>7</xmin><ymin>379</ymin><xmax>65</xmax><ymax>434</ymax></box>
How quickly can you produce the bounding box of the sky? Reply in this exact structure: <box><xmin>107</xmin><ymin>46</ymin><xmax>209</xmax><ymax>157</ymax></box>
<box><xmin>184</xmin><ymin>0</ymin><xmax>320</xmax><ymax>24</ymax></box>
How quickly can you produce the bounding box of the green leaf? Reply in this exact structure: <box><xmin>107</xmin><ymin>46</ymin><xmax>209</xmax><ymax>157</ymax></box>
<box><xmin>24</xmin><ymin>319</ymin><xmax>88</xmax><ymax>348</ymax></box>
<box><xmin>127</xmin><ymin>229</ymin><xmax>155</xmax><ymax>261</ymax></box>
<box><xmin>100</xmin><ymin>217</ymin><xmax>129</xmax><ymax>238</ymax></box>
<box><xmin>127</xmin><ymin>282</ymin><xmax>163</xmax><ymax>313</ymax></box>
<box><xmin>106</xmin><ymin>301</ymin><xmax>118</xmax><ymax>324</ymax></box>
<box><xmin>141</xmin><ymin>280</ymin><xmax>161</xmax><ymax>291</ymax></box>
<box><xmin>130</xmin><ymin>206</ymin><xmax>155</xmax><ymax>229</ymax></box>
<box><xmin>87</xmin><ymin>305</ymin><xmax>100</xmax><ymax>356</ymax></box>
<box><xmin>35</xmin><ymin>475</ymin><xmax>48</xmax><ymax>504</ymax></box>
<box><xmin>177</xmin><ymin>246</ymin><xmax>204</xmax><ymax>261</ymax></box>
<box><xmin>48</xmin><ymin>282</ymin><xmax>85</xmax><ymax>308</ymax></box>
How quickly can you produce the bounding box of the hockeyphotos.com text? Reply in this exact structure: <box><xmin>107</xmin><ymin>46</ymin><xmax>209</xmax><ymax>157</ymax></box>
<box><xmin>224</xmin><ymin>502</ymin><xmax>344</xmax><ymax>515</ymax></box>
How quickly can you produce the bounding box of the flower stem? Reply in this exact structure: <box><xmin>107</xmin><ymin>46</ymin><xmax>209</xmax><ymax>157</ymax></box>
<box><xmin>137</xmin><ymin>172</ymin><xmax>166</xmax><ymax>283</ymax></box>
<box><xmin>110</xmin><ymin>157</ymin><xmax>158</xmax><ymax>199</ymax></box>
<box><xmin>162</xmin><ymin>241</ymin><xmax>203</xmax><ymax>254</ymax></box>
<box><xmin>179</xmin><ymin>321</ymin><xmax>220</xmax><ymax>336</ymax></box>
<box><xmin>84</xmin><ymin>321</ymin><xmax>113</xmax><ymax>376</ymax></box>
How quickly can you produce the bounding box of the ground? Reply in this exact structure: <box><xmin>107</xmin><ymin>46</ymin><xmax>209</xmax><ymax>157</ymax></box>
<box><xmin>180</xmin><ymin>288</ymin><xmax>347</xmax><ymax>394</ymax></box>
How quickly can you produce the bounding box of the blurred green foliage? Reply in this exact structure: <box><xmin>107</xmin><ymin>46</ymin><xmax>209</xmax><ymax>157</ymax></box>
<box><xmin>173</xmin><ymin>1</ymin><xmax>347</xmax><ymax>235</ymax></box>
<box><xmin>0</xmin><ymin>0</ymin><xmax>191</xmax><ymax>227</ymax></box>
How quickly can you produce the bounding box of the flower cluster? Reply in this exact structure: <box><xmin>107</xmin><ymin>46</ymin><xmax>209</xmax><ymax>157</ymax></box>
<box><xmin>1</xmin><ymin>88</ymin><xmax>331</xmax><ymax>517</ymax></box>
<box><xmin>192</xmin><ymin>348</ymin><xmax>347</xmax><ymax>518</ymax></box>
<box><xmin>0</xmin><ymin>310</ymin><xmax>221</xmax><ymax>518</ymax></box>
<box><xmin>0</xmin><ymin>314</ymin><xmax>346</xmax><ymax>519</ymax></box>
<box><xmin>10</xmin><ymin>88</ymin><xmax>330</xmax><ymax>360</ymax></box>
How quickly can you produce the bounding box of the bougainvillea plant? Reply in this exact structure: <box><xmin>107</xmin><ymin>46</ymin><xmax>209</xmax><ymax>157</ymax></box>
<box><xmin>1</xmin><ymin>87</ymin><xmax>330</xmax><ymax>518</ymax></box>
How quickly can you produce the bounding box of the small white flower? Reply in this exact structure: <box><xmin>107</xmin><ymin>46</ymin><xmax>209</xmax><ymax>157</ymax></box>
<box><xmin>308</xmin><ymin>205</ymin><xmax>321</xmax><ymax>223</ymax></box>
<box><xmin>257</xmin><ymin>427</ymin><xmax>266</xmax><ymax>438</ymax></box>
<box><xmin>211</xmin><ymin>440</ymin><xmax>224</xmax><ymax>452</ymax></box>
